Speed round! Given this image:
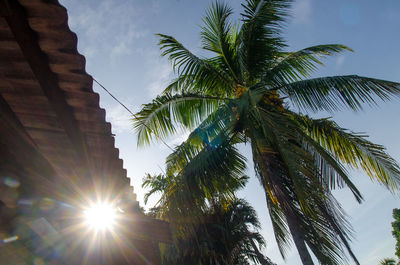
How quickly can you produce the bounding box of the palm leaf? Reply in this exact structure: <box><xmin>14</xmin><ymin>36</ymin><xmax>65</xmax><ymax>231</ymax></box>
<box><xmin>239</xmin><ymin>0</ymin><xmax>292</xmax><ymax>82</ymax></box>
<box><xmin>165</xmin><ymin>102</ymin><xmax>241</xmax><ymax>175</ymax></box>
<box><xmin>133</xmin><ymin>92</ymin><xmax>223</xmax><ymax>146</ymax></box>
<box><xmin>317</xmin><ymin>195</ymin><xmax>359</xmax><ymax>265</ymax></box>
<box><xmin>142</xmin><ymin>173</ymin><xmax>169</xmax><ymax>205</ymax></box>
<box><xmin>297</xmin><ymin>115</ymin><xmax>400</xmax><ymax>191</ymax></box>
<box><xmin>157</xmin><ymin>33</ymin><xmax>234</xmax><ymax>95</ymax></box>
<box><xmin>265</xmin><ymin>195</ymin><xmax>292</xmax><ymax>259</ymax></box>
<box><xmin>300</xmin><ymin>133</ymin><xmax>363</xmax><ymax>202</ymax></box>
<box><xmin>249</xmin><ymin>104</ymin><xmax>360</xmax><ymax>263</ymax></box>
<box><xmin>380</xmin><ymin>258</ymin><xmax>397</xmax><ymax>265</ymax></box>
<box><xmin>175</xmin><ymin>135</ymin><xmax>248</xmax><ymax>197</ymax></box>
<box><xmin>280</xmin><ymin>75</ymin><xmax>400</xmax><ymax>112</ymax></box>
<box><xmin>289</xmin><ymin>114</ymin><xmax>363</xmax><ymax>202</ymax></box>
<box><xmin>163</xmin><ymin>74</ymin><xmax>230</xmax><ymax>97</ymax></box>
<box><xmin>267</xmin><ymin>44</ymin><xmax>353</xmax><ymax>84</ymax></box>
<box><xmin>200</xmin><ymin>1</ymin><xmax>241</xmax><ymax>83</ymax></box>
<box><xmin>250</xmin><ymin>103</ymin><xmax>319</xmax><ymax>213</ymax></box>
<box><xmin>162</xmin><ymin>130</ymin><xmax>248</xmax><ymax>210</ymax></box>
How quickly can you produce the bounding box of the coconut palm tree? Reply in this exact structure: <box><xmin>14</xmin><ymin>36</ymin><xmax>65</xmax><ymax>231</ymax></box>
<box><xmin>164</xmin><ymin>199</ymin><xmax>275</xmax><ymax>265</ymax></box>
<box><xmin>133</xmin><ymin>1</ymin><xmax>400</xmax><ymax>264</ymax></box>
<box><xmin>143</xmin><ymin>172</ymin><xmax>274</xmax><ymax>265</ymax></box>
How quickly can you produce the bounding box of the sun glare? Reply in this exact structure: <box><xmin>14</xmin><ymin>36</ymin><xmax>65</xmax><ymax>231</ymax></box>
<box><xmin>84</xmin><ymin>203</ymin><xmax>116</xmax><ymax>230</ymax></box>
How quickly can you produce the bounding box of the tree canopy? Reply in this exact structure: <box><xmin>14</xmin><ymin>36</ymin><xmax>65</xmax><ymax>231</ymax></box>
<box><xmin>134</xmin><ymin>1</ymin><xmax>400</xmax><ymax>264</ymax></box>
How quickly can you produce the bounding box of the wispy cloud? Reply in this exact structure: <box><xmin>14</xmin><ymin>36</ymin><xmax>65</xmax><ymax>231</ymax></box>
<box><xmin>336</xmin><ymin>55</ymin><xmax>345</xmax><ymax>67</ymax></box>
<box><xmin>360</xmin><ymin>237</ymin><xmax>395</xmax><ymax>264</ymax></box>
<box><xmin>291</xmin><ymin>0</ymin><xmax>312</xmax><ymax>25</ymax></box>
<box><xmin>147</xmin><ymin>60</ymin><xmax>173</xmax><ymax>97</ymax></box>
<box><xmin>133</xmin><ymin>45</ymin><xmax>174</xmax><ymax>98</ymax></box>
<box><xmin>106</xmin><ymin>104</ymin><xmax>136</xmax><ymax>134</ymax></box>
<box><xmin>110</xmin><ymin>26</ymin><xmax>148</xmax><ymax>59</ymax></box>
<box><xmin>63</xmin><ymin>0</ymin><xmax>147</xmax><ymax>60</ymax></box>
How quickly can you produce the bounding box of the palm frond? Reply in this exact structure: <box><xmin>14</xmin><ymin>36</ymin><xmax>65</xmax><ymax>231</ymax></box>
<box><xmin>299</xmin><ymin>132</ymin><xmax>363</xmax><ymax>202</ymax></box>
<box><xmin>163</xmin><ymin>73</ymin><xmax>233</xmax><ymax>97</ymax></box>
<box><xmin>252</xmin><ymin>104</ymin><xmax>319</xmax><ymax>213</ymax></box>
<box><xmin>288</xmin><ymin>114</ymin><xmax>363</xmax><ymax>201</ymax></box>
<box><xmin>160</xmin><ymin>132</ymin><xmax>248</xmax><ymax>217</ymax></box>
<box><xmin>263</xmin><ymin>167</ymin><xmax>356</xmax><ymax>264</ymax></box>
<box><xmin>133</xmin><ymin>92</ymin><xmax>223</xmax><ymax>146</ymax></box>
<box><xmin>176</xmin><ymin>135</ymin><xmax>248</xmax><ymax>198</ymax></box>
<box><xmin>249</xmin><ymin>104</ymin><xmax>360</xmax><ymax>263</ymax></box>
<box><xmin>379</xmin><ymin>258</ymin><xmax>397</xmax><ymax>265</ymax></box>
<box><xmin>268</xmin><ymin>176</ymin><xmax>357</xmax><ymax>264</ymax></box>
<box><xmin>318</xmin><ymin>195</ymin><xmax>359</xmax><ymax>265</ymax></box>
<box><xmin>239</xmin><ymin>0</ymin><xmax>292</xmax><ymax>81</ymax></box>
<box><xmin>297</xmin><ymin>115</ymin><xmax>400</xmax><ymax>191</ymax></box>
<box><xmin>280</xmin><ymin>75</ymin><xmax>400</xmax><ymax>112</ymax></box>
<box><xmin>157</xmin><ymin>33</ymin><xmax>235</xmax><ymax>95</ymax></box>
<box><xmin>142</xmin><ymin>173</ymin><xmax>169</xmax><ymax>204</ymax></box>
<box><xmin>200</xmin><ymin>1</ymin><xmax>241</xmax><ymax>83</ymax></box>
<box><xmin>162</xmin><ymin>198</ymin><xmax>274</xmax><ymax>265</ymax></box>
<box><xmin>267</xmin><ymin>44</ymin><xmax>353</xmax><ymax>84</ymax></box>
<box><xmin>265</xmin><ymin>195</ymin><xmax>292</xmax><ymax>259</ymax></box>
<box><xmin>165</xmin><ymin>101</ymin><xmax>241</xmax><ymax>174</ymax></box>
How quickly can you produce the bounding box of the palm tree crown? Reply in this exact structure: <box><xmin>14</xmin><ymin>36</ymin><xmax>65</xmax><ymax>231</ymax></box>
<box><xmin>133</xmin><ymin>1</ymin><xmax>400</xmax><ymax>264</ymax></box>
<box><xmin>379</xmin><ymin>258</ymin><xmax>397</xmax><ymax>265</ymax></box>
<box><xmin>142</xmin><ymin>172</ymin><xmax>274</xmax><ymax>264</ymax></box>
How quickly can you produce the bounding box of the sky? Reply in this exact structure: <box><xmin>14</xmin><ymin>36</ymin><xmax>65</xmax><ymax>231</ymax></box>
<box><xmin>59</xmin><ymin>0</ymin><xmax>400</xmax><ymax>264</ymax></box>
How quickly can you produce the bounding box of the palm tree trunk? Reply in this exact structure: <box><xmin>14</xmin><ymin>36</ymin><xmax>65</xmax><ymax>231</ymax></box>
<box><xmin>285</xmin><ymin>212</ymin><xmax>314</xmax><ymax>265</ymax></box>
<box><xmin>258</xmin><ymin>150</ymin><xmax>314</xmax><ymax>265</ymax></box>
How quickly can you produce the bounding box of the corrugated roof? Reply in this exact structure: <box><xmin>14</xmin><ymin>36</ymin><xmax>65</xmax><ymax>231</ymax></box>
<box><xmin>0</xmin><ymin>0</ymin><xmax>136</xmax><ymax>204</ymax></box>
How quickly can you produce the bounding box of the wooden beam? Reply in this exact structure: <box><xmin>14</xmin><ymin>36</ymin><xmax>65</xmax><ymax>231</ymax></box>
<box><xmin>0</xmin><ymin>91</ymin><xmax>36</xmax><ymax>148</ymax></box>
<box><xmin>0</xmin><ymin>93</ymin><xmax>64</xmax><ymax>199</ymax></box>
<box><xmin>1</xmin><ymin>0</ymin><xmax>91</xmax><ymax>172</ymax></box>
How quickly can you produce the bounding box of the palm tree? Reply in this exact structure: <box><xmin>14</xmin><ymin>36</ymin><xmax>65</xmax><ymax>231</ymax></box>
<box><xmin>166</xmin><ymin>199</ymin><xmax>275</xmax><ymax>265</ymax></box>
<box><xmin>134</xmin><ymin>1</ymin><xmax>400</xmax><ymax>264</ymax></box>
<box><xmin>379</xmin><ymin>258</ymin><xmax>397</xmax><ymax>265</ymax></box>
<box><xmin>143</xmin><ymin>172</ymin><xmax>274</xmax><ymax>264</ymax></box>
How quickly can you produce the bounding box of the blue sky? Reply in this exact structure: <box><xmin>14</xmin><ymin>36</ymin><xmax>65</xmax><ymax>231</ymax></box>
<box><xmin>59</xmin><ymin>0</ymin><xmax>400</xmax><ymax>264</ymax></box>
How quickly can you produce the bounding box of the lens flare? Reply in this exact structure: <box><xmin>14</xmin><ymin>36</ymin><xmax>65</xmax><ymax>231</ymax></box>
<box><xmin>83</xmin><ymin>203</ymin><xmax>116</xmax><ymax>230</ymax></box>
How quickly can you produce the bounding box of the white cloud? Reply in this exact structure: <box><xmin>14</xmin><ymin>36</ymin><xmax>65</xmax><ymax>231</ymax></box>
<box><xmin>291</xmin><ymin>0</ymin><xmax>312</xmax><ymax>25</ymax></box>
<box><xmin>144</xmin><ymin>51</ymin><xmax>174</xmax><ymax>97</ymax></box>
<box><xmin>336</xmin><ymin>55</ymin><xmax>345</xmax><ymax>67</ymax></box>
<box><xmin>361</xmin><ymin>237</ymin><xmax>395</xmax><ymax>265</ymax></box>
<box><xmin>106</xmin><ymin>104</ymin><xmax>134</xmax><ymax>134</ymax></box>
<box><xmin>110</xmin><ymin>24</ymin><xmax>149</xmax><ymax>60</ymax></box>
<box><xmin>63</xmin><ymin>0</ymin><xmax>147</xmax><ymax>60</ymax></box>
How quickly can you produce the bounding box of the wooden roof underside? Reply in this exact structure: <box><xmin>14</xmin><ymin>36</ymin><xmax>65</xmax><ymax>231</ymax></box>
<box><xmin>0</xmin><ymin>0</ymin><xmax>134</xmax><ymax>203</ymax></box>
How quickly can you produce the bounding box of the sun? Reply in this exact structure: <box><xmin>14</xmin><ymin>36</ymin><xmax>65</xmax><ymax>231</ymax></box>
<box><xmin>83</xmin><ymin>203</ymin><xmax>116</xmax><ymax>230</ymax></box>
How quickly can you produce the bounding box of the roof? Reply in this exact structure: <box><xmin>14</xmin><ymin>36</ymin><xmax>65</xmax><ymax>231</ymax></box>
<box><xmin>0</xmin><ymin>2</ymin><xmax>172</xmax><ymax>264</ymax></box>
<box><xmin>0</xmin><ymin>0</ymin><xmax>135</xmax><ymax>204</ymax></box>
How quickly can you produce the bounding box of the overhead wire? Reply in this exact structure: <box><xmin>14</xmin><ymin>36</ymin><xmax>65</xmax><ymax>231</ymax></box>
<box><xmin>92</xmin><ymin>77</ymin><xmax>174</xmax><ymax>152</ymax></box>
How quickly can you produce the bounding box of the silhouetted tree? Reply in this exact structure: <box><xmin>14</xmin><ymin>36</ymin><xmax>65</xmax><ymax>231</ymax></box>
<box><xmin>392</xmin><ymin>209</ymin><xmax>400</xmax><ymax>260</ymax></box>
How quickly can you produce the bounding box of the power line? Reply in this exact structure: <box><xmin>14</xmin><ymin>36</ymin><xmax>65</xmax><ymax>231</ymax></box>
<box><xmin>92</xmin><ymin>77</ymin><xmax>174</xmax><ymax>152</ymax></box>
